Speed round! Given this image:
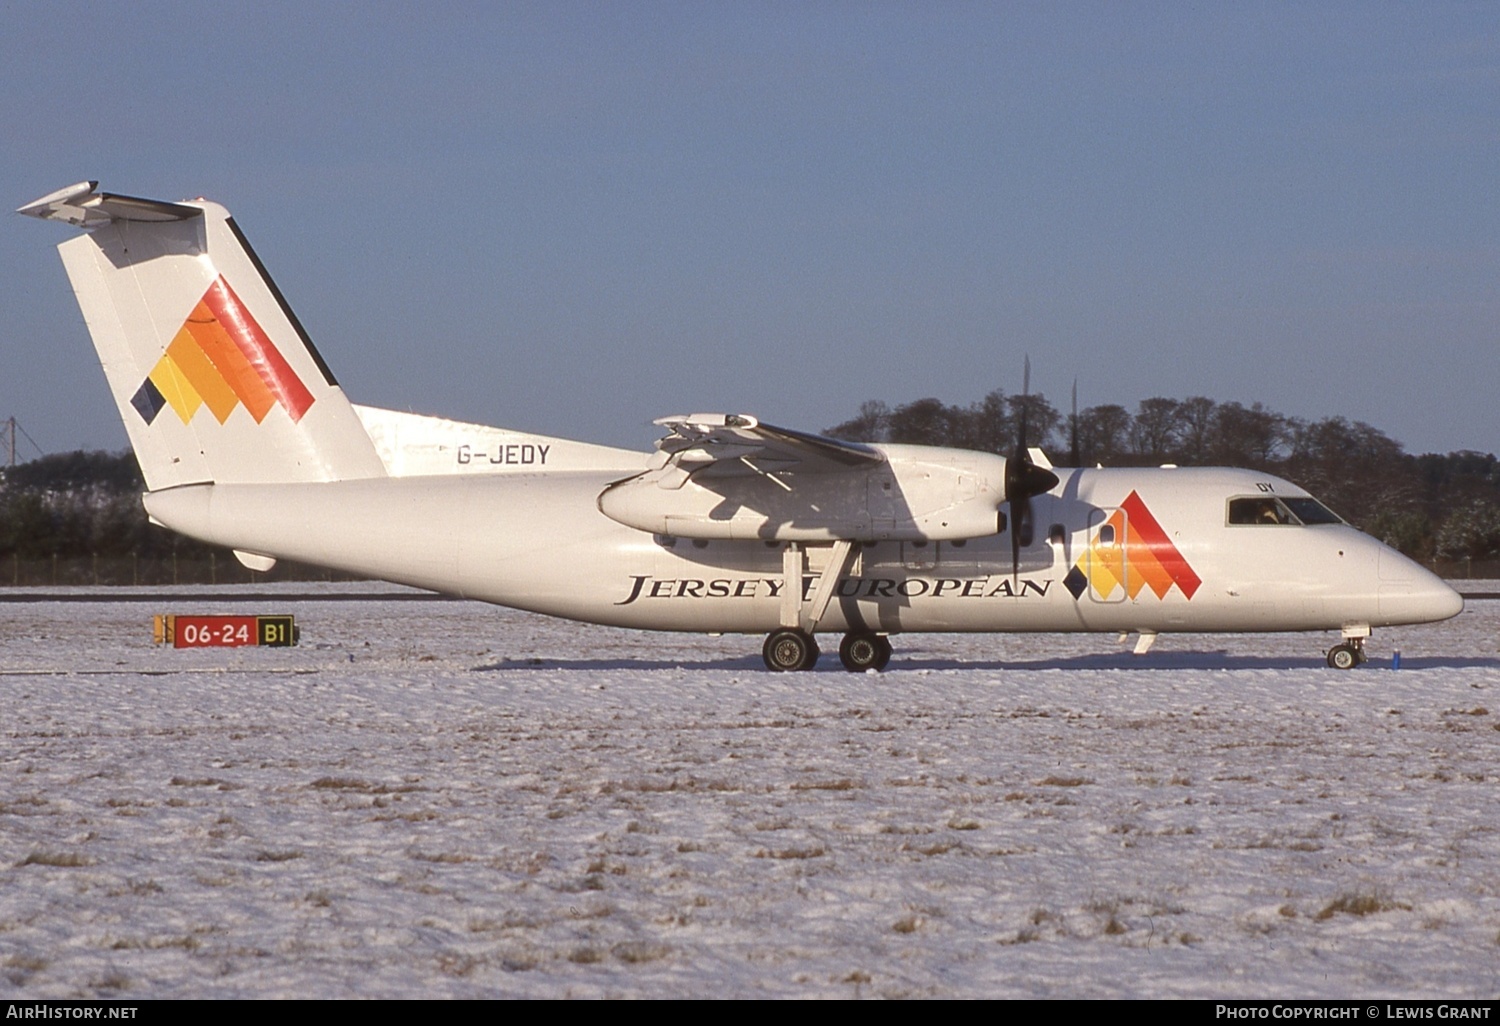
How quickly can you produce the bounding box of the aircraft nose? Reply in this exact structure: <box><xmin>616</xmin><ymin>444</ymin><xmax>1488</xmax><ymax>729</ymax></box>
<box><xmin>1377</xmin><ymin>549</ymin><xmax>1464</xmax><ymax>624</ymax></box>
<box><xmin>1390</xmin><ymin>576</ymin><xmax>1464</xmax><ymax>623</ymax></box>
<box><xmin>1424</xmin><ymin>577</ymin><xmax>1464</xmax><ymax>621</ymax></box>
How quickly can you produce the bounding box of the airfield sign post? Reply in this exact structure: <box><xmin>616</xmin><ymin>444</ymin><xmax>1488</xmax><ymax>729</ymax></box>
<box><xmin>153</xmin><ymin>614</ymin><xmax>298</xmax><ymax>648</ymax></box>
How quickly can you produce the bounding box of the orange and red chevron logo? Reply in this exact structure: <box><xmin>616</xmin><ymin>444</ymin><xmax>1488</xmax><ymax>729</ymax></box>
<box><xmin>130</xmin><ymin>276</ymin><xmax>314</xmax><ymax>426</ymax></box>
<box><xmin>1063</xmin><ymin>490</ymin><xmax>1202</xmax><ymax>601</ymax></box>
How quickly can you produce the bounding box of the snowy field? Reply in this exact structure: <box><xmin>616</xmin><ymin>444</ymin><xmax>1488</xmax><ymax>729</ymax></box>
<box><xmin>1</xmin><ymin>583</ymin><xmax>1497</xmax><ymax>999</ymax></box>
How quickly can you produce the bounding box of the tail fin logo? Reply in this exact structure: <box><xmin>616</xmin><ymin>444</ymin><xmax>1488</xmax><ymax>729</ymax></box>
<box><xmin>1063</xmin><ymin>491</ymin><xmax>1202</xmax><ymax>601</ymax></box>
<box><xmin>130</xmin><ymin>276</ymin><xmax>315</xmax><ymax>426</ymax></box>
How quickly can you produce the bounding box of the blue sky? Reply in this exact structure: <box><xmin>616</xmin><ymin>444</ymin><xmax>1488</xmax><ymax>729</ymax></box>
<box><xmin>3</xmin><ymin>2</ymin><xmax>1496</xmax><ymax>459</ymax></box>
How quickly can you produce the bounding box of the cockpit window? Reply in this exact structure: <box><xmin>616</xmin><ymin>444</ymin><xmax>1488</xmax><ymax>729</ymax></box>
<box><xmin>1280</xmin><ymin>497</ymin><xmax>1344</xmax><ymax>525</ymax></box>
<box><xmin>1227</xmin><ymin>496</ymin><xmax>1345</xmax><ymax>526</ymax></box>
<box><xmin>1228</xmin><ymin>497</ymin><xmax>1296</xmax><ymax>525</ymax></box>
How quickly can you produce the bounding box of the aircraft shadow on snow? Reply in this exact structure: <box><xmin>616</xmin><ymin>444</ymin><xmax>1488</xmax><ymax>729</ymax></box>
<box><xmin>471</xmin><ymin>652</ymin><xmax>1500</xmax><ymax>673</ymax></box>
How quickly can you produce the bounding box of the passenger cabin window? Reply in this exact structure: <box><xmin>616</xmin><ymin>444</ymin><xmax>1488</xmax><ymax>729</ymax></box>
<box><xmin>1227</xmin><ymin>496</ymin><xmax>1342</xmax><ymax>526</ymax></box>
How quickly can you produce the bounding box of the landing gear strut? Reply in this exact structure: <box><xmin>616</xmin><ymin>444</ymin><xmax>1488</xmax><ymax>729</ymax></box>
<box><xmin>1326</xmin><ymin>637</ymin><xmax>1367</xmax><ymax>670</ymax></box>
<box><xmin>760</xmin><ymin>540</ymin><xmax>899</xmax><ymax>672</ymax></box>
<box><xmin>761</xmin><ymin>539</ymin><xmax>852</xmax><ymax>672</ymax></box>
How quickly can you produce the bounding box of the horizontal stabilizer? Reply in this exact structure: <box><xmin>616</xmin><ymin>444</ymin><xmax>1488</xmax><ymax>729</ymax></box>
<box><xmin>24</xmin><ymin>181</ymin><xmax>386</xmax><ymax>490</ymax></box>
<box><xmin>18</xmin><ymin>181</ymin><xmax>202</xmax><ymax>227</ymax></box>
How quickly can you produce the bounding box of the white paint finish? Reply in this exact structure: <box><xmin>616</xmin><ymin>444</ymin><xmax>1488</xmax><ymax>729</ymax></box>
<box><xmin>353</xmin><ymin>405</ymin><xmax>644</xmax><ymax>477</ymax></box>
<box><xmin>602</xmin><ymin>445</ymin><xmax>1005</xmax><ymax>543</ymax></box>
<box><xmin>26</xmin><ymin>183</ymin><xmax>1463</xmax><ymax>659</ymax></box>
<box><xmin>45</xmin><ymin>187</ymin><xmax>385</xmax><ymax>489</ymax></box>
<box><xmin>141</xmin><ymin>466</ymin><xmax>1460</xmax><ymax>639</ymax></box>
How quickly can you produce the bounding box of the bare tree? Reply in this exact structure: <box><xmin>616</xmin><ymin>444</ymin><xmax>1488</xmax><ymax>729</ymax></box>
<box><xmin>1211</xmin><ymin>402</ymin><xmax>1287</xmax><ymax>467</ymax></box>
<box><xmin>886</xmin><ymin>398</ymin><xmax>955</xmax><ymax>446</ymax></box>
<box><xmin>1077</xmin><ymin>404</ymin><xmax>1132</xmax><ymax>465</ymax></box>
<box><xmin>1005</xmin><ymin>393</ymin><xmax>1060</xmax><ymax>452</ymax></box>
<box><xmin>1131</xmin><ymin>397</ymin><xmax>1183</xmax><ymax>463</ymax></box>
<box><xmin>825</xmin><ymin>400</ymin><xmax>891</xmax><ymax>443</ymax></box>
<box><xmin>1176</xmin><ymin>396</ymin><xmax>1217</xmax><ymax>464</ymax></box>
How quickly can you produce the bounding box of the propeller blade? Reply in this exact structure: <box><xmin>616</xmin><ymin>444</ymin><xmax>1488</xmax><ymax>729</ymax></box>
<box><xmin>1004</xmin><ymin>355</ymin><xmax>1058</xmax><ymax>580</ymax></box>
<box><xmin>1004</xmin><ymin>449</ymin><xmax>1059</xmax><ymax>581</ymax></box>
<box><xmin>1018</xmin><ymin>355</ymin><xmax>1031</xmax><ymax>458</ymax></box>
<box><xmin>1011</xmin><ymin>496</ymin><xmax>1023</xmax><ymax>580</ymax></box>
<box><xmin>1070</xmin><ymin>378</ymin><xmax>1080</xmax><ymax>468</ymax></box>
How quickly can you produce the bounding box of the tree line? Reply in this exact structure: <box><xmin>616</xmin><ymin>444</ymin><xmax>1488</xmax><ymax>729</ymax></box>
<box><xmin>825</xmin><ymin>392</ymin><xmax>1500</xmax><ymax>563</ymax></box>
<box><xmin>0</xmin><ymin>450</ymin><xmax>345</xmax><ymax>585</ymax></box>
<box><xmin>2</xmin><ymin>394</ymin><xmax>1497</xmax><ymax>582</ymax></box>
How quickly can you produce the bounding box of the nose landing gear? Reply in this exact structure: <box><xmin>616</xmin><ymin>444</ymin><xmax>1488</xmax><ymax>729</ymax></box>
<box><xmin>1326</xmin><ymin>637</ymin><xmax>1368</xmax><ymax>670</ymax></box>
<box><xmin>1326</xmin><ymin>623</ymin><xmax>1371</xmax><ymax>669</ymax></box>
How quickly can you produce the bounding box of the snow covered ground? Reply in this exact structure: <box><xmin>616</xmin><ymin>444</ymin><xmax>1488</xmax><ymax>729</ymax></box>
<box><xmin>1</xmin><ymin>584</ymin><xmax>1496</xmax><ymax>999</ymax></box>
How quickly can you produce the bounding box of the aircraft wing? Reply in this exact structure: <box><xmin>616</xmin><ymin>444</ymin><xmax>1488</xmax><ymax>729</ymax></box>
<box><xmin>601</xmin><ymin>414</ymin><xmax>1008</xmax><ymax>541</ymax></box>
<box><xmin>648</xmin><ymin>413</ymin><xmax>884</xmax><ymax>489</ymax></box>
<box><xmin>597</xmin><ymin>414</ymin><xmax>888</xmax><ymax>540</ymax></box>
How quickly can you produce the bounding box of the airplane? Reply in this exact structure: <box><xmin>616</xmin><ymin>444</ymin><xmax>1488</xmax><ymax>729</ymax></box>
<box><xmin>19</xmin><ymin>181</ymin><xmax>1463</xmax><ymax>672</ymax></box>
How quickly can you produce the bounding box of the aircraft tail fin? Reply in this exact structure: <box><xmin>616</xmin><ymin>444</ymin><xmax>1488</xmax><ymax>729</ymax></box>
<box><xmin>19</xmin><ymin>182</ymin><xmax>385</xmax><ymax>490</ymax></box>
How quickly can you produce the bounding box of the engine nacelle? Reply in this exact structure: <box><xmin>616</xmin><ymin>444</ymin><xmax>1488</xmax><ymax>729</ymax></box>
<box><xmin>598</xmin><ymin>446</ymin><xmax>1010</xmax><ymax>542</ymax></box>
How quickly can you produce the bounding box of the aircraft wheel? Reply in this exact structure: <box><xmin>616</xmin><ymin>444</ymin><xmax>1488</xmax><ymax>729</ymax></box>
<box><xmin>839</xmin><ymin>632</ymin><xmax>892</xmax><ymax>672</ymax></box>
<box><xmin>764</xmin><ymin>629</ymin><xmax>818</xmax><ymax>672</ymax></box>
<box><xmin>1326</xmin><ymin>643</ymin><xmax>1360</xmax><ymax>670</ymax></box>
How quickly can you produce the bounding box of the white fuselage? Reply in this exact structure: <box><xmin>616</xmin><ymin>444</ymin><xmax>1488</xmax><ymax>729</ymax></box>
<box><xmin>143</xmin><ymin>461</ymin><xmax>1462</xmax><ymax>637</ymax></box>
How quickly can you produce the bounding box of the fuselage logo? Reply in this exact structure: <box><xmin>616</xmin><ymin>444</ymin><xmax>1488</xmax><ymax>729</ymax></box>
<box><xmin>130</xmin><ymin>276</ymin><xmax>315</xmax><ymax>426</ymax></box>
<box><xmin>1063</xmin><ymin>490</ymin><xmax>1201</xmax><ymax>601</ymax></box>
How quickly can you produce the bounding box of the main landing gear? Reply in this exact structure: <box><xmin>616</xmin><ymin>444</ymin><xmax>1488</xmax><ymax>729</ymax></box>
<box><xmin>760</xmin><ymin>540</ymin><xmax>893</xmax><ymax>672</ymax></box>
<box><xmin>761</xmin><ymin>628</ymin><xmax>892</xmax><ymax>672</ymax></box>
<box><xmin>763</xmin><ymin>628</ymin><xmax>820</xmax><ymax>671</ymax></box>
<box><xmin>838</xmin><ymin>632</ymin><xmax>892</xmax><ymax>672</ymax></box>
